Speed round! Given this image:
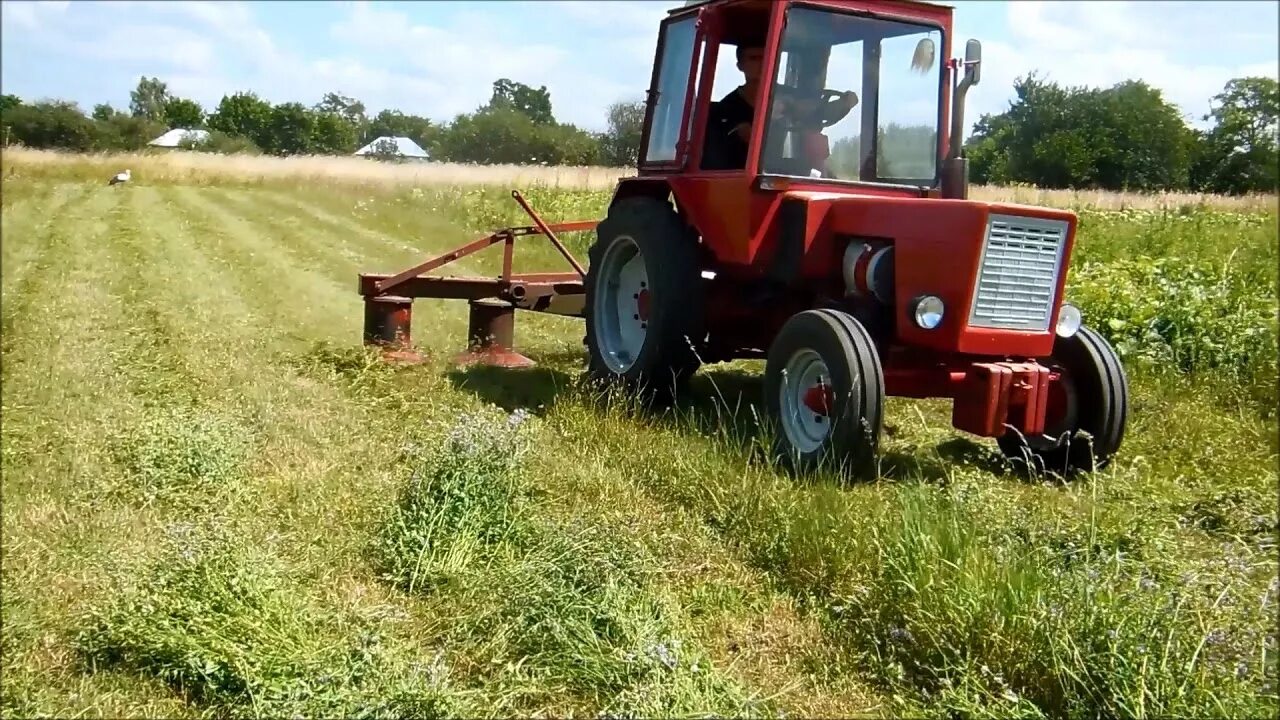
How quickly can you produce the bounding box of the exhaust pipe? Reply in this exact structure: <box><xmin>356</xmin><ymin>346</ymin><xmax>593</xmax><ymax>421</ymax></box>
<box><xmin>942</xmin><ymin>39</ymin><xmax>982</xmax><ymax>200</ymax></box>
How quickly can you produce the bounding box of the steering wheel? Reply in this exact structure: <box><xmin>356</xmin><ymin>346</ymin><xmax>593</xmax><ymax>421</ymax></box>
<box><xmin>777</xmin><ymin>89</ymin><xmax>855</xmax><ymax>131</ymax></box>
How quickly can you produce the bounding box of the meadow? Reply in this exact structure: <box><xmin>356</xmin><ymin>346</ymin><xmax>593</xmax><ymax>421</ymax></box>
<box><xmin>1</xmin><ymin>147</ymin><xmax>1277</xmax><ymax>718</ymax></box>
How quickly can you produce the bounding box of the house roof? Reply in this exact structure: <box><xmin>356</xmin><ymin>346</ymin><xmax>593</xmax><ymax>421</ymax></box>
<box><xmin>148</xmin><ymin>128</ymin><xmax>210</xmax><ymax>147</ymax></box>
<box><xmin>354</xmin><ymin>135</ymin><xmax>430</xmax><ymax>158</ymax></box>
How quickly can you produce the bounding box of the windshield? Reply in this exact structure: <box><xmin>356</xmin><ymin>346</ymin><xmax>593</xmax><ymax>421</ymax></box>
<box><xmin>760</xmin><ymin>6</ymin><xmax>943</xmax><ymax>187</ymax></box>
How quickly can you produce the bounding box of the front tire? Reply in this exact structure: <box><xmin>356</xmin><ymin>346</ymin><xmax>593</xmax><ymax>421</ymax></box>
<box><xmin>583</xmin><ymin>196</ymin><xmax>703</xmax><ymax>400</ymax></box>
<box><xmin>763</xmin><ymin>309</ymin><xmax>885</xmax><ymax>478</ymax></box>
<box><xmin>997</xmin><ymin>324</ymin><xmax>1129</xmax><ymax>476</ymax></box>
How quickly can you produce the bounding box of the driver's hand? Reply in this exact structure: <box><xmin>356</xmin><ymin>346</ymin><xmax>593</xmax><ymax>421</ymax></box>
<box><xmin>839</xmin><ymin>90</ymin><xmax>859</xmax><ymax>110</ymax></box>
<box><xmin>793</xmin><ymin>98</ymin><xmax>820</xmax><ymax>115</ymax></box>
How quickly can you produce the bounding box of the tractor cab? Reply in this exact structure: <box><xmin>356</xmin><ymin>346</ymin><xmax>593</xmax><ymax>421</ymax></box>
<box><xmin>640</xmin><ymin>0</ymin><xmax>976</xmax><ymax>197</ymax></box>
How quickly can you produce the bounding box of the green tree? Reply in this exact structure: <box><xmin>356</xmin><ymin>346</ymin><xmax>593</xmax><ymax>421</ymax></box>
<box><xmin>364</xmin><ymin>109</ymin><xmax>437</xmax><ymax>153</ymax></box>
<box><xmin>597</xmin><ymin>100</ymin><xmax>645</xmax><ymax>167</ymax></box>
<box><xmin>178</xmin><ymin>129</ymin><xmax>261</xmax><ymax>155</ymax></box>
<box><xmin>163</xmin><ymin>98</ymin><xmax>205</xmax><ymax>129</ymax></box>
<box><xmin>264</xmin><ymin>102</ymin><xmax>316</xmax><ymax>155</ymax></box>
<box><xmin>92</xmin><ymin>103</ymin><xmax>122</xmax><ymax>121</ymax></box>
<box><xmin>129</xmin><ymin>76</ymin><xmax>171</xmax><ymax>121</ymax></box>
<box><xmin>485</xmin><ymin>78</ymin><xmax>554</xmax><ymax>125</ymax></box>
<box><xmin>207</xmin><ymin>91</ymin><xmax>274</xmax><ymax>148</ymax></box>
<box><xmin>366</xmin><ymin>137</ymin><xmax>405</xmax><ymax>162</ymax></box>
<box><xmin>311</xmin><ymin>111</ymin><xmax>358</xmax><ymax>154</ymax></box>
<box><xmin>962</xmin><ymin>73</ymin><xmax>1195</xmax><ymax>191</ymax></box>
<box><xmin>1193</xmin><ymin>77</ymin><xmax>1279</xmax><ymax>194</ymax></box>
<box><xmin>1</xmin><ymin>94</ymin><xmax>22</xmax><ymax>114</ymax></box>
<box><xmin>95</xmin><ymin>114</ymin><xmax>168</xmax><ymax>151</ymax></box>
<box><xmin>3</xmin><ymin>100</ymin><xmax>98</xmax><ymax>151</ymax></box>
<box><xmin>314</xmin><ymin>92</ymin><xmax>367</xmax><ymax>127</ymax></box>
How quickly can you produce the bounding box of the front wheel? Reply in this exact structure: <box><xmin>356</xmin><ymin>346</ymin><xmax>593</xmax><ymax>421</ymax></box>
<box><xmin>763</xmin><ymin>309</ymin><xmax>885</xmax><ymax>478</ymax></box>
<box><xmin>997</xmin><ymin>324</ymin><xmax>1129</xmax><ymax>476</ymax></box>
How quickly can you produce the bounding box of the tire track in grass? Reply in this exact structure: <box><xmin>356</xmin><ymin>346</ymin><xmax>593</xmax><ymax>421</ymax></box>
<box><xmin>1</xmin><ymin>183</ymin><xmax>99</xmax><ymax>362</ymax></box>
<box><xmin>160</xmin><ymin>184</ymin><xmax>358</xmax><ymax>346</ymax></box>
<box><xmin>1</xmin><ymin>177</ymin><xmax>63</xmax><ymax>283</ymax></box>
<box><xmin>207</xmin><ymin>186</ymin><xmax>415</xmax><ymax>288</ymax></box>
<box><xmin>2</xmin><ymin>183</ymin><xmax>203</xmax><ymax>719</ymax></box>
<box><xmin>167</xmin><ymin>182</ymin><xmax>476</xmax><ymax>359</ymax></box>
<box><xmin>206</xmin><ymin>185</ymin><xmax>514</xmax><ymax>358</ymax></box>
<box><xmin>146</xmin><ymin>185</ymin><xmax>505</xmax><ymax>658</ymax></box>
<box><xmin>508</xmin><ymin>399</ymin><xmax>887</xmax><ymax>716</ymax></box>
<box><xmin>238</xmin><ymin>185</ymin><xmax>442</xmax><ymax>267</ymax></box>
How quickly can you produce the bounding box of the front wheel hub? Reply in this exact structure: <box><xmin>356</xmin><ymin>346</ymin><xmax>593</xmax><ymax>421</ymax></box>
<box><xmin>781</xmin><ymin>349</ymin><xmax>835</xmax><ymax>453</ymax></box>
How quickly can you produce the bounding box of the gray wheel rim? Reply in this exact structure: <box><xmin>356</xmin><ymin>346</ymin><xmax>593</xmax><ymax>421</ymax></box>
<box><xmin>593</xmin><ymin>234</ymin><xmax>649</xmax><ymax>374</ymax></box>
<box><xmin>779</xmin><ymin>348</ymin><xmax>833</xmax><ymax>454</ymax></box>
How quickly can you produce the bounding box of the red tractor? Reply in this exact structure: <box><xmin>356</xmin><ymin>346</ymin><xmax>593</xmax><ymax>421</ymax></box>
<box><xmin>358</xmin><ymin>0</ymin><xmax>1129</xmax><ymax>478</ymax></box>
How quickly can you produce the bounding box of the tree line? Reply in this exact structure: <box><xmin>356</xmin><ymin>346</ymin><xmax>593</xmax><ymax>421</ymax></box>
<box><xmin>1</xmin><ymin>72</ymin><xmax>1274</xmax><ymax>195</ymax></box>
<box><xmin>965</xmin><ymin>74</ymin><xmax>1277</xmax><ymax>196</ymax></box>
<box><xmin>0</xmin><ymin>76</ymin><xmax>647</xmax><ymax>167</ymax></box>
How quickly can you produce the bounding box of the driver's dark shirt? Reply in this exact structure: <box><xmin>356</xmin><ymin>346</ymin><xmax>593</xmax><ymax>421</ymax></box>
<box><xmin>704</xmin><ymin>88</ymin><xmax>754</xmax><ymax>169</ymax></box>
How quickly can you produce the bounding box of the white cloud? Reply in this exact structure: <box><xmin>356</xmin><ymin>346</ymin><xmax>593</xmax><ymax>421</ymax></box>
<box><xmin>3</xmin><ymin>0</ymin><xmax>1274</xmax><ymax>137</ymax></box>
<box><xmin>0</xmin><ymin>0</ymin><xmax>69</xmax><ymax>31</ymax></box>
<box><xmin>955</xmin><ymin>0</ymin><xmax>1278</xmax><ymax>132</ymax></box>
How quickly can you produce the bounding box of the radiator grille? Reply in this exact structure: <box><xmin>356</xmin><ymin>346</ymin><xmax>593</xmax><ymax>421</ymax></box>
<box><xmin>967</xmin><ymin>214</ymin><xmax>1069</xmax><ymax>331</ymax></box>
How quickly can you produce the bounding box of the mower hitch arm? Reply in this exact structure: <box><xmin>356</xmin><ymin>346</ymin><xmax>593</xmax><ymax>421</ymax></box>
<box><xmin>370</xmin><ymin>191</ymin><xmax>595</xmax><ymax>296</ymax></box>
<box><xmin>511</xmin><ymin>190</ymin><xmax>589</xmax><ymax>279</ymax></box>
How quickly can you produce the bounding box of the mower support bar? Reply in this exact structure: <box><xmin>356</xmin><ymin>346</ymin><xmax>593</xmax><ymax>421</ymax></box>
<box><xmin>359</xmin><ymin>273</ymin><xmax>583</xmax><ymax>306</ymax></box>
<box><xmin>370</xmin><ymin>218</ymin><xmax>596</xmax><ymax>296</ymax></box>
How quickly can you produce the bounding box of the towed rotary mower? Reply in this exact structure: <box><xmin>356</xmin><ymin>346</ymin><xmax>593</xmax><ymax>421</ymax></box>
<box><xmin>358</xmin><ymin>0</ymin><xmax>1129</xmax><ymax>477</ymax></box>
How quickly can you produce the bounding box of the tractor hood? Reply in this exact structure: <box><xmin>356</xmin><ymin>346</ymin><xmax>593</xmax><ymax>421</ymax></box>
<box><xmin>772</xmin><ymin>189</ymin><xmax>1079</xmax><ymax>357</ymax></box>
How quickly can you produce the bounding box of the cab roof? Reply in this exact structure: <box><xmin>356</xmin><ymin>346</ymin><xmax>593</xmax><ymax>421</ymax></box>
<box><xmin>668</xmin><ymin>0</ymin><xmax>954</xmax><ymax>14</ymax></box>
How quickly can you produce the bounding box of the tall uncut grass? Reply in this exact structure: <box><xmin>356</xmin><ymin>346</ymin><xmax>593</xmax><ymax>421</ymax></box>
<box><xmin>6</xmin><ymin>146</ymin><xmax>1278</xmax><ymax>211</ymax></box>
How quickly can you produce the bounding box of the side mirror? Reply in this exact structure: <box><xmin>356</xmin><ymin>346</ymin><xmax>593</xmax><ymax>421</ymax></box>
<box><xmin>964</xmin><ymin>39</ymin><xmax>982</xmax><ymax>85</ymax></box>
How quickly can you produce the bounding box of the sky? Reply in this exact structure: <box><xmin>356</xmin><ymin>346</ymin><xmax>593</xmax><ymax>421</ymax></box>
<box><xmin>2</xmin><ymin>0</ymin><xmax>1277</xmax><ymax>136</ymax></box>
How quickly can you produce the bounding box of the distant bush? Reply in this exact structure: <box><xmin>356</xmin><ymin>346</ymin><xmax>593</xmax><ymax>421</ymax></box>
<box><xmin>180</xmin><ymin>130</ymin><xmax>262</xmax><ymax>155</ymax></box>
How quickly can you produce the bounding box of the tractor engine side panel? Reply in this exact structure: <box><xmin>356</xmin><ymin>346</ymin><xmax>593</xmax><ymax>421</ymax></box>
<box><xmin>820</xmin><ymin>197</ymin><xmax>990</xmax><ymax>353</ymax></box>
<box><xmin>813</xmin><ymin>196</ymin><xmax>1072</xmax><ymax>358</ymax></box>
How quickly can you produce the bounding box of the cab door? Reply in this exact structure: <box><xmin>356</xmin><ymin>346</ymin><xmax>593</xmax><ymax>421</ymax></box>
<box><xmin>638</xmin><ymin>12</ymin><xmax>704</xmax><ymax>171</ymax></box>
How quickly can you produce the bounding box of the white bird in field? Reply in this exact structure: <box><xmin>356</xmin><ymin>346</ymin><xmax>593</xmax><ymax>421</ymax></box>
<box><xmin>108</xmin><ymin>169</ymin><xmax>130</xmax><ymax>186</ymax></box>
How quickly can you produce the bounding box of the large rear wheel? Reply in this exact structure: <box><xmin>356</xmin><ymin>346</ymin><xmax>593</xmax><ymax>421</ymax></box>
<box><xmin>998</xmin><ymin>324</ymin><xmax>1129</xmax><ymax>476</ymax></box>
<box><xmin>583</xmin><ymin>196</ymin><xmax>703</xmax><ymax>400</ymax></box>
<box><xmin>763</xmin><ymin>309</ymin><xmax>885</xmax><ymax>478</ymax></box>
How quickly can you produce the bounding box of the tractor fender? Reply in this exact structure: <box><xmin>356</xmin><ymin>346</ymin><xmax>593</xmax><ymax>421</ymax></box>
<box><xmin>609</xmin><ymin>177</ymin><xmax>672</xmax><ymax>212</ymax></box>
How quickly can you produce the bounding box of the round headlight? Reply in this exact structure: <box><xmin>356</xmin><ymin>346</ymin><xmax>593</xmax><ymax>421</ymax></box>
<box><xmin>913</xmin><ymin>295</ymin><xmax>945</xmax><ymax>330</ymax></box>
<box><xmin>1056</xmin><ymin>303</ymin><xmax>1082</xmax><ymax>338</ymax></box>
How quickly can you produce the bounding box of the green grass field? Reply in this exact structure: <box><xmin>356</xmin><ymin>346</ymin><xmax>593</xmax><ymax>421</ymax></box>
<box><xmin>2</xmin><ymin>154</ymin><xmax>1277</xmax><ymax>718</ymax></box>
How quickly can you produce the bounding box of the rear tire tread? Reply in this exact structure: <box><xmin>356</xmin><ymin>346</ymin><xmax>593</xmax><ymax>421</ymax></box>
<box><xmin>583</xmin><ymin>195</ymin><xmax>703</xmax><ymax>399</ymax></box>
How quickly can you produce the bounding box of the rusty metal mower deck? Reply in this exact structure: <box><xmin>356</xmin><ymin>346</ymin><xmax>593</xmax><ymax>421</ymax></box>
<box><xmin>358</xmin><ymin>190</ymin><xmax>598</xmax><ymax>368</ymax></box>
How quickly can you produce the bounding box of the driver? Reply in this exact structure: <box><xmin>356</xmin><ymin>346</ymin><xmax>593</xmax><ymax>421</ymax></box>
<box><xmin>704</xmin><ymin>43</ymin><xmax>858</xmax><ymax>170</ymax></box>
